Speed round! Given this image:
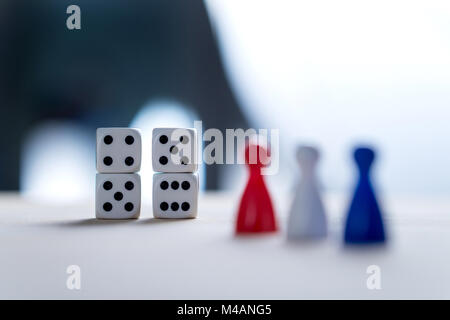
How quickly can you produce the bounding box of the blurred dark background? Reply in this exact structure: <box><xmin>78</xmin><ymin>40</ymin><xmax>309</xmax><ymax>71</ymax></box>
<box><xmin>3</xmin><ymin>0</ymin><xmax>449</xmax><ymax>199</ymax></box>
<box><xmin>0</xmin><ymin>0</ymin><xmax>248</xmax><ymax>191</ymax></box>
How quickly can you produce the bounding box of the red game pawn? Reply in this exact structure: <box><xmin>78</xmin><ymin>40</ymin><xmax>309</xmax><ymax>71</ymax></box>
<box><xmin>235</xmin><ymin>143</ymin><xmax>278</xmax><ymax>234</ymax></box>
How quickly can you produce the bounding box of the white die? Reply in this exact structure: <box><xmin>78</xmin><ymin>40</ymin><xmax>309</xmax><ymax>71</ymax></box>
<box><xmin>96</xmin><ymin>128</ymin><xmax>142</xmax><ymax>173</ymax></box>
<box><xmin>96</xmin><ymin>173</ymin><xmax>141</xmax><ymax>219</ymax></box>
<box><xmin>153</xmin><ymin>173</ymin><xmax>198</xmax><ymax>219</ymax></box>
<box><xmin>152</xmin><ymin>128</ymin><xmax>197</xmax><ymax>173</ymax></box>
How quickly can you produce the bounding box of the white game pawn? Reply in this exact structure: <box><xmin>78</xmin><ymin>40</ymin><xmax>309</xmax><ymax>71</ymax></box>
<box><xmin>287</xmin><ymin>146</ymin><xmax>327</xmax><ymax>240</ymax></box>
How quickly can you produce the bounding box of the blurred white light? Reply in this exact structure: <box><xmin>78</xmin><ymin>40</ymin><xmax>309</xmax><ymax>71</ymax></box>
<box><xmin>130</xmin><ymin>100</ymin><xmax>205</xmax><ymax>203</ymax></box>
<box><xmin>206</xmin><ymin>0</ymin><xmax>450</xmax><ymax>195</ymax></box>
<box><xmin>21</xmin><ymin>121</ymin><xmax>94</xmax><ymax>204</ymax></box>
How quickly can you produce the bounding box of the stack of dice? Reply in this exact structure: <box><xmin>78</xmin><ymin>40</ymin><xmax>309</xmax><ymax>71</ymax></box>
<box><xmin>96</xmin><ymin>128</ymin><xmax>142</xmax><ymax>219</ymax></box>
<box><xmin>152</xmin><ymin>128</ymin><xmax>199</xmax><ymax>218</ymax></box>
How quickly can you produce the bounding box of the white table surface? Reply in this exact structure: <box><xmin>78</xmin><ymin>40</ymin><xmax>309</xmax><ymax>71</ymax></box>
<box><xmin>0</xmin><ymin>191</ymin><xmax>449</xmax><ymax>299</ymax></box>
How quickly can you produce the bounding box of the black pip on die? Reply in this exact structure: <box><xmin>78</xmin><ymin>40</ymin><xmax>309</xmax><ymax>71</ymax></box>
<box><xmin>96</xmin><ymin>128</ymin><xmax>142</xmax><ymax>219</ymax></box>
<box><xmin>152</xmin><ymin>128</ymin><xmax>199</xmax><ymax>219</ymax></box>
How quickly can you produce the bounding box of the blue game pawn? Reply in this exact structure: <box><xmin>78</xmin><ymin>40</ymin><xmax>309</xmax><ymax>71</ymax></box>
<box><xmin>344</xmin><ymin>147</ymin><xmax>386</xmax><ymax>244</ymax></box>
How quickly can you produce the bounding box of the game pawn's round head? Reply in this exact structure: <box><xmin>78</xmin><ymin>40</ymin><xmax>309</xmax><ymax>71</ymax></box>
<box><xmin>353</xmin><ymin>146</ymin><xmax>375</xmax><ymax>174</ymax></box>
<box><xmin>245</xmin><ymin>143</ymin><xmax>270</xmax><ymax>170</ymax></box>
<box><xmin>296</xmin><ymin>145</ymin><xmax>319</xmax><ymax>172</ymax></box>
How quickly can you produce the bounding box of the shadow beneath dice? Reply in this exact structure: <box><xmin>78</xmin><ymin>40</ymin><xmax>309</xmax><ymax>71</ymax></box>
<box><xmin>40</xmin><ymin>218</ymin><xmax>195</xmax><ymax>229</ymax></box>
<box><xmin>138</xmin><ymin>218</ymin><xmax>195</xmax><ymax>225</ymax></box>
<box><xmin>50</xmin><ymin>218</ymin><xmax>138</xmax><ymax>228</ymax></box>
